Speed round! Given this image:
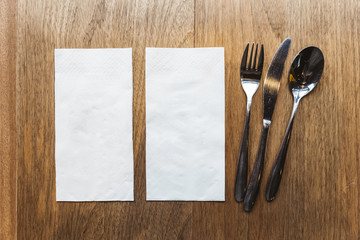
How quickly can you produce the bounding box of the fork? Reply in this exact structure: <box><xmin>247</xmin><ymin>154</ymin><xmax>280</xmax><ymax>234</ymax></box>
<box><xmin>234</xmin><ymin>43</ymin><xmax>264</xmax><ymax>202</ymax></box>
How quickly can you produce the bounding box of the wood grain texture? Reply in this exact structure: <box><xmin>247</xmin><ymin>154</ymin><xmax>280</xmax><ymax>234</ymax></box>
<box><xmin>195</xmin><ymin>0</ymin><xmax>360</xmax><ymax>239</ymax></box>
<box><xmin>13</xmin><ymin>0</ymin><xmax>360</xmax><ymax>239</ymax></box>
<box><xmin>0</xmin><ymin>0</ymin><xmax>17</xmax><ymax>239</ymax></box>
<box><xmin>16</xmin><ymin>0</ymin><xmax>194</xmax><ymax>239</ymax></box>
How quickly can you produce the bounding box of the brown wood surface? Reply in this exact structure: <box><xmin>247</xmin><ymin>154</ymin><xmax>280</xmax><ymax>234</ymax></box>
<box><xmin>0</xmin><ymin>0</ymin><xmax>17</xmax><ymax>239</ymax></box>
<box><xmin>0</xmin><ymin>0</ymin><xmax>358</xmax><ymax>239</ymax></box>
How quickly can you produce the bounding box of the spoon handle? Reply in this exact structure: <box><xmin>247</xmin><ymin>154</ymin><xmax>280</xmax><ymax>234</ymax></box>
<box><xmin>243</xmin><ymin>120</ymin><xmax>270</xmax><ymax>212</ymax></box>
<box><xmin>265</xmin><ymin>100</ymin><xmax>299</xmax><ymax>201</ymax></box>
<box><xmin>234</xmin><ymin>99</ymin><xmax>252</xmax><ymax>202</ymax></box>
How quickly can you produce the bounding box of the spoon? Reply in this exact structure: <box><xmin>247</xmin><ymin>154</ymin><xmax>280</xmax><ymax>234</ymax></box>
<box><xmin>265</xmin><ymin>46</ymin><xmax>324</xmax><ymax>201</ymax></box>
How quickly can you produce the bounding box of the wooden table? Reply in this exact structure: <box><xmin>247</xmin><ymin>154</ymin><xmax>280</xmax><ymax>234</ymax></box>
<box><xmin>1</xmin><ymin>0</ymin><xmax>359</xmax><ymax>239</ymax></box>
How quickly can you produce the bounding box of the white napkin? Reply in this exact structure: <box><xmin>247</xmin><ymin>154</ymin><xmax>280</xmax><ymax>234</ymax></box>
<box><xmin>55</xmin><ymin>49</ymin><xmax>133</xmax><ymax>201</ymax></box>
<box><xmin>146</xmin><ymin>48</ymin><xmax>225</xmax><ymax>201</ymax></box>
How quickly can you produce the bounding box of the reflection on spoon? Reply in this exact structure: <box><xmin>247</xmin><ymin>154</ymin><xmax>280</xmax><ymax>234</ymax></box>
<box><xmin>265</xmin><ymin>46</ymin><xmax>324</xmax><ymax>201</ymax></box>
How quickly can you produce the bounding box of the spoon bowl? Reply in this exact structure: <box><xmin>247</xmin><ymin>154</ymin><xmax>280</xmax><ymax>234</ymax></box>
<box><xmin>289</xmin><ymin>47</ymin><xmax>324</xmax><ymax>100</ymax></box>
<box><xmin>265</xmin><ymin>46</ymin><xmax>324</xmax><ymax>201</ymax></box>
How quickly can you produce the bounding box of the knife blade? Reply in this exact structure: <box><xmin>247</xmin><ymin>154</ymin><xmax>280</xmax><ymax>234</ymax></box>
<box><xmin>243</xmin><ymin>38</ymin><xmax>291</xmax><ymax>212</ymax></box>
<box><xmin>263</xmin><ymin>38</ymin><xmax>292</xmax><ymax>122</ymax></box>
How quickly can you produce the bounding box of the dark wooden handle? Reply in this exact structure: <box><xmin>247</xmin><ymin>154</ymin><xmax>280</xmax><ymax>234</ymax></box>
<box><xmin>243</xmin><ymin>123</ymin><xmax>270</xmax><ymax>212</ymax></box>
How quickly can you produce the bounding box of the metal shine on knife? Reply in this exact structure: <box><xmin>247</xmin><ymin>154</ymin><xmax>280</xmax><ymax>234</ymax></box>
<box><xmin>243</xmin><ymin>38</ymin><xmax>291</xmax><ymax>212</ymax></box>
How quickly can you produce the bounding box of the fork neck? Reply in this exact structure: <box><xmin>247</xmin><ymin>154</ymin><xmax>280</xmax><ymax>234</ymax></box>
<box><xmin>246</xmin><ymin>96</ymin><xmax>253</xmax><ymax>112</ymax></box>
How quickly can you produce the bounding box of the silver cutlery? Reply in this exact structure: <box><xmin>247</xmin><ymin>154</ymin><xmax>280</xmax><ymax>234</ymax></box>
<box><xmin>234</xmin><ymin>43</ymin><xmax>264</xmax><ymax>202</ymax></box>
<box><xmin>244</xmin><ymin>38</ymin><xmax>291</xmax><ymax>212</ymax></box>
<box><xmin>265</xmin><ymin>46</ymin><xmax>324</xmax><ymax>201</ymax></box>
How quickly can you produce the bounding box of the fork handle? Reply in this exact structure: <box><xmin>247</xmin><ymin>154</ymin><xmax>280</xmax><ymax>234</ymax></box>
<box><xmin>234</xmin><ymin>100</ymin><xmax>252</xmax><ymax>202</ymax></box>
<box><xmin>243</xmin><ymin>120</ymin><xmax>270</xmax><ymax>212</ymax></box>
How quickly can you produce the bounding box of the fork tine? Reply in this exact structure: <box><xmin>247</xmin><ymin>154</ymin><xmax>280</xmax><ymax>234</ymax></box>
<box><xmin>241</xmin><ymin>43</ymin><xmax>249</xmax><ymax>70</ymax></box>
<box><xmin>257</xmin><ymin>44</ymin><xmax>264</xmax><ymax>71</ymax></box>
<box><xmin>248</xmin><ymin>43</ymin><xmax>254</xmax><ymax>69</ymax></box>
<box><xmin>252</xmin><ymin>44</ymin><xmax>258</xmax><ymax>69</ymax></box>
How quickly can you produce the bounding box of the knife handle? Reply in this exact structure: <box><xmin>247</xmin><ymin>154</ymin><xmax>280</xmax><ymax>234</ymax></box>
<box><xmin>234</xmin><ymin>100</ymin><xmax>251</xmax><ymax>202</ymax></box>
<box><xmin>243</xmin><ymin>120</ymin><xmax>270</xmax><ymax>212</ymax></box>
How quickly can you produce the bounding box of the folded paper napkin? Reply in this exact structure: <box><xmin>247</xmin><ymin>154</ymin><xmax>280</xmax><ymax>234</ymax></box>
<box><xmin>146</xmin><ymin>48</ymin><xmax>225</xmax><ymax>201</ymax></box>
<box><xmin>55</xmin><ymin>49</ymin><xmax>133</xmax><ymax>201</ymax></box>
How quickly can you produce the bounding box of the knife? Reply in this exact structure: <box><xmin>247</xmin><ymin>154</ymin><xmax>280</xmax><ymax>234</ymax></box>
<box><xmin>243</xmin><ymin>38</ymin><xmax>291</xmax><ymax>212</ymax></box>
